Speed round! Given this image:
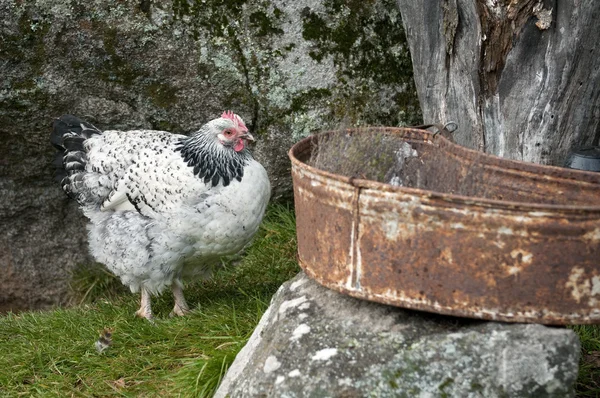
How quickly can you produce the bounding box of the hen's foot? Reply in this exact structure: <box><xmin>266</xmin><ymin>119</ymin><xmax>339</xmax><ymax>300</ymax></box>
<box><xmin>135</xmin><ymin>288</ymin><xmax>154</xmax><ymax>321</ymax></box>
<box><xmin>170</xmin><ymin>283</ymin><xmax>191</xmax><ymax>317</ymax></box>
<box><xmin>135</xmin><ymin>307</ymin><xmax>154</xmax><ymax>320</ymax></box>
<box><xmin>169</xmin><ymin>302</ymin><xmax>191</xmax><ymax>317</ymax></box>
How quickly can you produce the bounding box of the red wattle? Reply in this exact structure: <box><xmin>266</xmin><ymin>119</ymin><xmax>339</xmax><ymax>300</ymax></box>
<box><xmin>234</xmin><ymin>139</ymin><xmax>245</xmax><ymax>152</ymax></box>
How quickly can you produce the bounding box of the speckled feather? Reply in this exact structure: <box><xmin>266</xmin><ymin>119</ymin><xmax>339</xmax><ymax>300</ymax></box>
<box><xmin>53</xmin><ymin>115</ymin><xmax>270</xmax><ymax>295</ymax></box>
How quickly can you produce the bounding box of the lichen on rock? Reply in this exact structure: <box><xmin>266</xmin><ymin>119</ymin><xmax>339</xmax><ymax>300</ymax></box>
<box><xmin>215</xmin><ymin>273</ymin><xmax>580</xmax><ymax>397</ymax></box>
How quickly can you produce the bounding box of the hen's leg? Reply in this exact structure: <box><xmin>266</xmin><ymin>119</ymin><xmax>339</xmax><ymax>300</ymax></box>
<box><xmin>170</xmin><ymin>283</ymin><xmax>191</xmax><ymax>317</ymax></box>
<box><xmin>135</xmin><ymin>288</ymin><xmax>153</xmax><ymax>320</ymax></box>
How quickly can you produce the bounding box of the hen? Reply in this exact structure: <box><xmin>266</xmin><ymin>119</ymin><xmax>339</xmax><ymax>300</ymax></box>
<box><xmin>51</xmin><ymin>112</ymin><xmax>271</xmax><ymax>320</ymax></box>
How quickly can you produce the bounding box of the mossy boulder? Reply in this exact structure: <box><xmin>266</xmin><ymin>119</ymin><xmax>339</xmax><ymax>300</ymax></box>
<box><xmin>0</xmin><ymin>0</ymin><xmax>419</xmax><ymax>310</ymax></box>
<box><xmin>216</xmin><ymin>273</ymin><xmax>580</xmax><ymax>397</ymax></box>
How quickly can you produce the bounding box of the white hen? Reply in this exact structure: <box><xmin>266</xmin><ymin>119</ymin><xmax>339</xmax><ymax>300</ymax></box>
<box><xmin>51</xmin><ymin>112</ymin><xmax>271</xmax><ymax>319</ymax></box>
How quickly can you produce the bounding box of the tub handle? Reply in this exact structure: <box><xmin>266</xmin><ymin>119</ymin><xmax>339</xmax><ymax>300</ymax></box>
<box><xmin>413</xmin><ymin>122</ymin><xmax>458</xmax><ymax>142</ymax></box>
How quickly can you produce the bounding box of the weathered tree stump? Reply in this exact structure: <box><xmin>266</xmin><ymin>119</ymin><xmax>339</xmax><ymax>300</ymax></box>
<box><xmin>396</xmin><ymin>0</ymin><xmax>600</xmax><ymax>165</ymax></box>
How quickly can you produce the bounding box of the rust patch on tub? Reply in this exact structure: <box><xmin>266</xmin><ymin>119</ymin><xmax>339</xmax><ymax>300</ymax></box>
<box><xmin>289</xmin><ymin>128</ymin><xmax>600</xmax><ymax>324</ymax></box>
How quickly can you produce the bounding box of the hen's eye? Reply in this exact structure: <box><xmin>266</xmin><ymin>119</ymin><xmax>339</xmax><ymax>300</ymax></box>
<box><xmin>224</xmin><ymin>130</ymin><xmax>233</xmax><ymax>136</ymax></box>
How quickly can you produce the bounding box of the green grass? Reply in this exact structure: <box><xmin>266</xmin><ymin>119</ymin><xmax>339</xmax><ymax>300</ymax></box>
<box><xmin>1</xmin><ymin>204</ymin><xmax>600</xmax><ymax>397</ymax></box>
<box><xmin>0</xmin><ymin>204</ymin><xmax>299</xmax><ymax>397</ymax></box>
<box><xmin>572</xmin><ymin>325</ymin><xmax>600</xmax><ymax>396</ymax></box>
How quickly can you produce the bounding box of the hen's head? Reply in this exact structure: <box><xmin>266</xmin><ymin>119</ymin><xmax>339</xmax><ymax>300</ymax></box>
<box><xmin>203</xmin><ymin>111</ymin><xmax>254</xmax><ymax>152</ymax></box>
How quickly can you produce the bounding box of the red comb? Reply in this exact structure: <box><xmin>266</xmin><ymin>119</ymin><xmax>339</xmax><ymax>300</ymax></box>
<box><xmin>221</xmin><ymin>110</ymin><xmax>247</xmax><ymax>131</ymax></box>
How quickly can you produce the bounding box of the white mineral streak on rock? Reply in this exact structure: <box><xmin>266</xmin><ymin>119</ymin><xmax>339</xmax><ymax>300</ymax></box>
<box><xmin>290</xmin><ymin>277</ymin><xmax>308</xmax><ymax>291</ymax></box>
<box><xmin>311</xmin><ymin>348</ymin><xmax>338</xmax><ymax>361</ymax></box>
<box><xmin>279</xmin><ymin>295</ymin><xmax>308</xmax><ymax>315</ymax></box>
<box><xmin>263</xmin><ymin>355</ymin><xmax>282</xmax><ymax>373</ymax></box>
<box><xmin>288</xmin><ymin>369</ymin><xmax>301</xmax><ymax>378</ymax></box>
<box><xmin>290</xmin><ymin>324</ymin><xmax>311</xmax><ymax>341</ymax></box>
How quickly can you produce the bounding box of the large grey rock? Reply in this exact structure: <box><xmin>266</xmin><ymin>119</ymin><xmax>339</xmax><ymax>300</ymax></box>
<box><xmin>216</xmin><ymin>272</ymin><xmax>580</xmax><ymax>397</ymax></box>
<box><xmin>0</xmin><ymin>0</ymin><xmax>419</xmax><ymax>310</ymax></box>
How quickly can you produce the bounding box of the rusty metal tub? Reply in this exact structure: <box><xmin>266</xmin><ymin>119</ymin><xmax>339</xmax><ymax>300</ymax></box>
<box><xmin>289</xmin><ymin>127</ymin><xmax>600</xmax><ymax>324</ymax></box>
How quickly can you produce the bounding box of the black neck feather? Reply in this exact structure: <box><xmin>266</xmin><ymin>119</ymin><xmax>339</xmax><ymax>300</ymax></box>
<box><xmin>175</xmin><ymin>136</ymin><xmax>251</xmax><ymax>187</ymax></box>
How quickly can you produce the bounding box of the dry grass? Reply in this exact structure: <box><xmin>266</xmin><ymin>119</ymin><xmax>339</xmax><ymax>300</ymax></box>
<box><xmin>308</xmin><ymin>129</ymin><xmax>401</xmax><ymax>182</ymax></box>
<box><xmin>571</xmin><ymin>325</ymin><xmax>600</xmax><ymax>396</ymax></box>
<box><xmin>307</xmin><ymin>128</ymin><xmax>425</xmax><ymax>189</ymax></box>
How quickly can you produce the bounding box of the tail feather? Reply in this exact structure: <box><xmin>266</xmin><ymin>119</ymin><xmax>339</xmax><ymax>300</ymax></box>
<box><xmin>51</xmin><ymin>115</ymin><xmax>102</xmax><ymax>201</ymax></box>
<box><xmin>52</xmin><ymin>152</ymin><xmax>67</xmax><ymax>183</ymax></box>
<box><xmin>64</xmin><ymin>151</ymin><xmax>87</xmax><ymax>173</ymax></box>
<box><xmin>51</xmin><ymin>115</ymin><xmax>101</xmax><ymax>148</ymax></box>
<box><xmin>62</xmin><ymin>135</ymin><xmax>86</xmax><ymax>152</ymax></box>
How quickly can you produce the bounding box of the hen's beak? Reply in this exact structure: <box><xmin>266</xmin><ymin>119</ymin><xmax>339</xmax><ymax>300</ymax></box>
<box><xmin>240</xmin><ymin>132</ymin><xmax>255</xmax><ymax>142</ymax></box>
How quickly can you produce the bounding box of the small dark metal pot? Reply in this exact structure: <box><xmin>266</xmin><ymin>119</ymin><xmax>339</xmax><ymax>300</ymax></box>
<box><xmin>565</xmin><ymin>146</ymin><xmax>600</xmax><ymax>172</ymax></box>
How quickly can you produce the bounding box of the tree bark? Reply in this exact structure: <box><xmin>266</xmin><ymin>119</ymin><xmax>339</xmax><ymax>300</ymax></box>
<box><xmin>396</xmin><ymin>0</ymin><xmax>600</xmax><ymax>165</ymax></box>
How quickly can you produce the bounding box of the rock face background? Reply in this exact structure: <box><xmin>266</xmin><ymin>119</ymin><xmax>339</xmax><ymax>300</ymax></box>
<box><xmin>0</xmin><ymin>0</ymin><xmax>420</xmax><ymax>310</ymax></box>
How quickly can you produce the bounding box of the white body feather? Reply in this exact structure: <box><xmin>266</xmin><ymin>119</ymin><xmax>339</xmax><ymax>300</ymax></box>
<box><xmin>73</xmin><ymin>129</ymin><xmax>270</xmax><ymax>294</ymax></box>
